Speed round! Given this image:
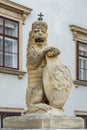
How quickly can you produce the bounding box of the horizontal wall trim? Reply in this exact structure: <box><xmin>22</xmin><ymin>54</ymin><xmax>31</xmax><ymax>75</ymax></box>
<box><xmin>0</xmin><ymin>107</ymin><xmax>24</xmax><ymax>113</ymax></box>
<box><xmin>75</xmin><ymin>110</ymin><xmax>87</xmax><ymax>116</ymax></box>
<box><xmin>0</xmin><ymin>67</ymin><xmax>26</xmax><ymax>79</ymax></box>
<box><xmin>73</xmin><ymin>80</ymin><xmax>87</xmax><ymax>87</ymax></box>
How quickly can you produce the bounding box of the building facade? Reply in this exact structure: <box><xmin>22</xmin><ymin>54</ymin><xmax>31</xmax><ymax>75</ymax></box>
<box><xmin>0</xmin><ymin>0</ymin><xmax>87</xmax><ymax>128</ymax></box>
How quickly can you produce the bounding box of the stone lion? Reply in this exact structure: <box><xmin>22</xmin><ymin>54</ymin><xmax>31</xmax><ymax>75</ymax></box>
<box><xmin>25</xmin><ymin>19</ymin><xmax>72</xmax><ymax>115</ymax></box>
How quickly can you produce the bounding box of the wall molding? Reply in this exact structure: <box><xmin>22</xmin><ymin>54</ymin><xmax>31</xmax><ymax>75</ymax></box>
<box><xmin>70</xmin><ymin>25</ymin><xmax>87</xmax><ymax>42</ymax></box>
<box><xmin>0</xmin><ymin>67</ymin><xmax>26</xmax><ymax>79</ymax></box>
<box><xmin>0</xmin><ymin>0</ymin><xmax>32</xmax><ymax>24</ymax></box>
<box><xmin>75</xmin><ymin>110</ymin><xmax>87</xmax><ymax>116</ymax></box>
<box><xmin>0</xmin><ymin>107</ymin><xmax>24</xmax><ymax>113</ymax></box>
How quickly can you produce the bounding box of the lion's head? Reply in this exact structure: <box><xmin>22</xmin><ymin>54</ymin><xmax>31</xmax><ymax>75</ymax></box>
<box><xmin>28</xmin><ymin>20</ymin><xmax>48</xmax><ymax>50</ymax></box>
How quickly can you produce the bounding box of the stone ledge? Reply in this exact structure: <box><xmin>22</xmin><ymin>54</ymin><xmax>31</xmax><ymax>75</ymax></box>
<box><xmin>3</xmin><ymin>114</ymin><xmax>84</xmax><ymax>129</ymax></box>
<box><xmin>0</xmin><ymin>67</ymin><xmax>26</xmax><ymax>79</ymax></box>
<box><xmin>73</xmin><ymin>80</ymin><xmax>87</xmax><ymax>87</ymax></box>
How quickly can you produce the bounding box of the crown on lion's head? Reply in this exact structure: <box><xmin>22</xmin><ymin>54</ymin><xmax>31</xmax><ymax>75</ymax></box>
<box><xmin>32</xmin><ymin>20</ymin><xmax>48</xmax><ymax>31</ymax></box>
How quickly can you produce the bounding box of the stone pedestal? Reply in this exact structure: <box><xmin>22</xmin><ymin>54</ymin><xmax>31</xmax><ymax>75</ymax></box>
<box><xmin>3</xmin><ymin>114</ymin><xmax>84</xmax><ymax>129</ymax></box>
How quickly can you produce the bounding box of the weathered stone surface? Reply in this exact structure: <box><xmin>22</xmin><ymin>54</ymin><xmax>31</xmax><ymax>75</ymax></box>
<box><xmin>0</xmin><ymin>129</ymin><xmax>86</xmax><ymax>130</ymax></box>
<box><xmin>26</xmin><ymin>18</ymin><xmax>72</xmax><ymax>115</ymax></box>
<box><xmin>3</xmin><ymin>114</ymin><xmax>84</xmax><ymax>129</ymax></box>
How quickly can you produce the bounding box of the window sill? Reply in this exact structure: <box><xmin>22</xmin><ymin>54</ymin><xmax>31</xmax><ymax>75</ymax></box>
<box><xmin>73</xmin><ymin>80</ymin><xmax>87</xmax><ymax>87</ymax></box>
<box><xmin>0</xmin><ymin>67</ymin><xmax>26</xmax><ymax>79</ymax></box>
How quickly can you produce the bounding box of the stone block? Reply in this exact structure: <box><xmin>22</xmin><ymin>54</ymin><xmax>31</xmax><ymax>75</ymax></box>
<box><xmin>3</xmin><ymin>114</ymin><xmax>84</xmax><ymax>129</ymax></box>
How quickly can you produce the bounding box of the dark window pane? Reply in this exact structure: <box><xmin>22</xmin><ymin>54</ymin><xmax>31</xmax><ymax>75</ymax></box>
<box><xmin>5</xmin><ymin>53</ymin><xmax>17</xmax><ymax>68</ymax></box>
<box><xmin>0</xmin><ymin>36</ymin><xmax>3</xmax><ymax>50</ymax></box>
<box><xmin>78</xmin><ymin>42</ymin><xmax>87</xmax><ymax>81</ymax></box>
<box><xmin>0</xmin><ymin>36</ymin><xmax>3</xmax><ymax>66</ymax></box>
<box><xmin>5</xmin><ymin>38</ymin><xmax>18</xmax><ymax>68</ymax></box>
<box><xmin>5</xmin><ymin>20</ymin><xmax>18</xmax><ymax>37</ymax></box>
<box><xmin>5</xmin><ymin>38</ymin><xmax>17</xmax><ymax>53</ymax></box>
<box><xmin>79</xmin><ymin>43</ymin><xmax>87</xmax><ymax>56</ymax></box>
<box><xmin>0</xmin><ymin>18</ymin><xmax>3</xmax><ymax>34</ymax></box>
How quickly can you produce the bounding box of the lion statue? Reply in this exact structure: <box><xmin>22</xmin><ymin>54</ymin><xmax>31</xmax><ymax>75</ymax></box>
<box><xmin>25</xmin><ymin>18</ymin><xmax>72</xmax><ymax>115</ymax></box>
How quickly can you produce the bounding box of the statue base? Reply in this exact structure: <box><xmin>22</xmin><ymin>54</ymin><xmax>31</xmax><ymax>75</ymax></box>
<box><xmin>3</xmin><ymin>114</ymin><xmax>84</xmax><ymax>129</ymax></box>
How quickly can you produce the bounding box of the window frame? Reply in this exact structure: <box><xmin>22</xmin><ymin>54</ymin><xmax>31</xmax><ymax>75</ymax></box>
<box><xmin>76</xmin><ymin>41</ymin><xmax>87</xmax><ymax>82</ymax></box>
<box><xmin>70</xmin><ymin>25</ymin><xmax>87</xmax><ymax>86</ymax></box>
<box><xmin>0</xmin><ymin>107</ymin><xmax>24</xmax><ymax>128</ymax></box>
<box><xmin>0</xmin><ymin>16</ymin><xmax>19</xmax><ymax>70</ymax></box>
<box><xmin>75</xmin><ymin>110</ymin><xmax>87</xmax><ymax>128</ymax></box>
<box><xmin>0</xmin><ymin>0</ymin><xmax>32</xmax><ymax>79</ymax></box>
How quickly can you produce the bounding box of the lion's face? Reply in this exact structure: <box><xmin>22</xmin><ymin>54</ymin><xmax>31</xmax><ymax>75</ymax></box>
<box><xmin>30</xmin><ymin>28</ymin><xmax>47</xmax><ymax>46</ymax></box>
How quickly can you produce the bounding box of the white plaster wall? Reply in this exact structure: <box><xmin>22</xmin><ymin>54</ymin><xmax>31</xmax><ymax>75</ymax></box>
<box><xmin>0</xmin><ymin>0</ymin><xmax>87</xmax><ymax>116</ymax></box>
<box><xmin>64</xmin><ymin>85</ymin><xmax>87</xmax><ymax>116</ymax></box>
<box><xmin>0</xmin><ymin>73</ymin><xmax>27</xmax><ymax>108</ymax></box>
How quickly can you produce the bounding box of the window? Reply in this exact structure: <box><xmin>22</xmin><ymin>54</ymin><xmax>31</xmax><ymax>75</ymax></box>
<box><xmin>0</xmin><ymin>17</ymin><xmax>19</xmax><ymax>69</ymax></box>
<box><xmin>70</xmin><ymin>25</ymin><xmax>87</xmax><ymax>86</ymax></box>
<box><xmin>0</xmin><ymin>112</ymin><xmax>21</xmax><ymax>128</ymax></box>
<box><xmin>0</xmin><ymin>107</ymin><xmax>24</xmax><ymax>128</ymax></box>
<box><xmin>75</xmin><ymin>111</ymin><xmax>87</xmax><ymax>128</ymax></box>
<box><xmin>76</xmin><ymin>41</ymin><xmax>87</xmax><ymax>81</ymax></box>
<box><xmin>0</xmin><ymin>0</ymin><xmax>32</xmax><ymax>79</ymax></box>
